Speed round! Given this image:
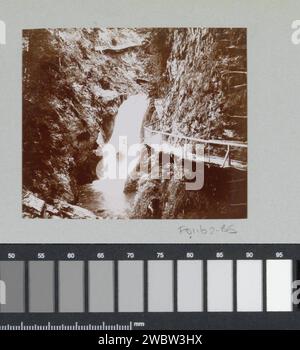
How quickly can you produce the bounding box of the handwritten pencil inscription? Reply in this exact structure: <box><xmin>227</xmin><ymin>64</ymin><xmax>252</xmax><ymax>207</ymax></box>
<box><xmin>178</xmin><ymin>224</ymin><xmax>238</xmax><ymax>239</ymax></box>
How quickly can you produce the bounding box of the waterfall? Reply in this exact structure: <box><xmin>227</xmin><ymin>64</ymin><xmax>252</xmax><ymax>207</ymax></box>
<box><xmin>80</xmin><ymin>93</ymin><xmax>149</xmax><ymax>217</ymax></box>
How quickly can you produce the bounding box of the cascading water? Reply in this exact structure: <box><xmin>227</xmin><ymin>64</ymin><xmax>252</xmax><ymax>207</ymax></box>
<box><xmin>78</xmin><ymin>93</ymin><xmax>149</xmax><ymax>218</ymax></box>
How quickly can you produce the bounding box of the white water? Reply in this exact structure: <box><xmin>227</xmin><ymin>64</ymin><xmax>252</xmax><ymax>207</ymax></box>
<box><xmin>79</xmin><ymin>93</ymin><xmax>149</xmax><ymax>217</ymax></box>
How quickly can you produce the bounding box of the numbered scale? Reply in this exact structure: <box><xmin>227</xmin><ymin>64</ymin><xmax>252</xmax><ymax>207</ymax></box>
<box><xmin>0</xmin><ymin>244</ymin><xmax>299</xmax><ymax>330</ymax></box>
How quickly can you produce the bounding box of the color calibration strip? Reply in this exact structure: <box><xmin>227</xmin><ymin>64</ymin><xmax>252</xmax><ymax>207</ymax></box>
<box><xmin>0</xmin><ymin>258</ymin><xmax>295</xmax><ymax>313</ymax></box>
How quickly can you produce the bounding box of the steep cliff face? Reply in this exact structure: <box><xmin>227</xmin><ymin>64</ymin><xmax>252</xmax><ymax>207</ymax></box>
<box><xmin>147</xmin><ymin>28</ymin><xmax>247</xmax><ymax>143</ymax></box>
<box><xmin>131</xmin><ymin>28</ymin><xmax>247</xmax><ymax>218</ymax></box>
<box><xmin>22</xmin><ymin>28</ymin><xmax>159</xmax><ymax>216</ymax></box>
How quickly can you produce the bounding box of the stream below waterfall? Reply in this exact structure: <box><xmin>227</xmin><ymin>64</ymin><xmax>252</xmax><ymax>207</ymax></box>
<box><xmin>77</xmin><ymin>93</ymin><xmax>149</xmax><ymax>218</ymax></box>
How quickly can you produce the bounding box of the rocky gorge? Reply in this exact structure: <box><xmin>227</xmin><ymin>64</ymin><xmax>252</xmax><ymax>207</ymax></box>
<box><xmin>22</xmin><ymin>28</ymin><xmax>247</xmax><ymax>219</ymax></box>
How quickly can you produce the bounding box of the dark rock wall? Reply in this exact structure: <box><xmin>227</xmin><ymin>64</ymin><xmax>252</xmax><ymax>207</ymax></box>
<box><xmin>23</xmin><ymin>28</ymin><xmax>151</xmax><ymax>204</ymax></box>
<box><xmin>131</xmin><ymin>28</ymin><xmax>247</xmax><ymax>218</ymax></box>
<box><xmin>149</xmin><ymin>28</ymin><xmax>247</xmax><ymax>141</ymax></box>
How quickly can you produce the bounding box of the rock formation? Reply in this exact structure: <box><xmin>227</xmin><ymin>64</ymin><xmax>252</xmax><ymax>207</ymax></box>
<box><xmin>22</xmin><ymin>28</ymin><xmax>247</xmax><ymax>219</ymax></box>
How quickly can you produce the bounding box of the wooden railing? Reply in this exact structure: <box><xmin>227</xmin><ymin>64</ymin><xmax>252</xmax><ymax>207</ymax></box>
<box><xmin>143</xmin><ymin>120</ymin><xmax>247</xmax><ymax>169</ymax></box>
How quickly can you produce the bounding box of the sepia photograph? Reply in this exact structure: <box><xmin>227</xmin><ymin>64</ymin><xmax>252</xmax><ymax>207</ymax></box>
<box><xmin>22</xmin><ymin>28</ymin><xmax>247</xmax><ymax>219</ymax></box>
